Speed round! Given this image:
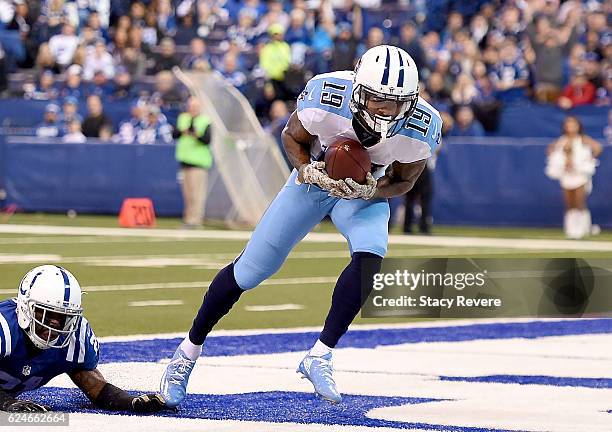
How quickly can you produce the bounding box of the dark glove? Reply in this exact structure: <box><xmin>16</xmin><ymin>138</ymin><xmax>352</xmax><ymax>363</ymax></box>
<box><xmin>2</xmin><ymin>399</ymin><xmax>51</xmax><ymax>412</ymax></box>
<box><xmin>131</xmin><ymin>393</ymin><xmax>167</xmax><ymax>413</ymax></box>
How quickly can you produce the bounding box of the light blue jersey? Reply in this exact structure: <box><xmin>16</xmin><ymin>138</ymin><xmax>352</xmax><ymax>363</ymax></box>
<box><xmin>297</xmin><ymin>71</ymin><xmax>442</xmax><ymax>176</ymax></box>
<box><xmin>0</xmin><ymin>299</ymin><xmax>99</xmax><ymax>396</ymax></box>
<box><xmin>232</xmin><ymin>71</ymin><xmax>442</xmax><ymax>289</ymax></box>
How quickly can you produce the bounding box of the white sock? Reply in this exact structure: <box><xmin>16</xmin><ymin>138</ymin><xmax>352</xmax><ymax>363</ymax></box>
<box><xmin>581</xmin><ymin>209</ymin><xmax>592</xmax><ymax>237</ymax></box>
<box><xmin>563</xmin><ymin>211</ymin><xmax>571</xmax><ymax>238</ymax></box>
<box><xmin>179</xmin><ymin>337</ymin><xmax>203</xmax><ymax>361</ymax></box>
<box><xmin>565</xmin><ymin>209</ymin><xmax>582</xmax><ymax>239</ymax></box>
<box><xmin>309</xmin><ymin>339</ymin><xmax>332</xmax><ymax>357</ymax></box>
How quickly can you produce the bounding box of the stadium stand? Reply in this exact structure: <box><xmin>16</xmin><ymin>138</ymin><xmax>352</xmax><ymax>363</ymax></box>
<box><xmin>0</xmin><ymin>0</ymin><xmax>609</xmax><ymax>225</ymax></box>
<box><xmin>0</xmin><ymin>0</ymin><xmax>608</xmax><ymax>137</ymax></box>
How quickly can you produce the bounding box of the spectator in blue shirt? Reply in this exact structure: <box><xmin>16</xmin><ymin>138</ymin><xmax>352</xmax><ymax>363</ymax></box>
<box><xmin>157</xmin><ymin>0</ymin><xmax>177</xmax><ymax>38</ymax></box>
<box><xmin>109</xmin><ymin>66</ymin><xmax>134</xmax><ymax>101</ymax></box>
<box><xmin>440</xmin><ymin>11</ymin><xmax>464</xmax><ymax>46</ymax></box>
<box><xmin>36</xmin><ymin>103</ymin><xmax>61</xmax><ymax>138</ymax></box>
<box><xmin>135</xmin><ymin>105</ymin><xmax>174</xmax><ymax>145</ymax></box>
<box><xmin>26</xmin><ymin>70</ymin><xmax>58</xmax><ymax>100</ymax></box>
<box><xmin>118</xmin><ymin>98</ymin><xmax>148</xmax><ymax>144</ymax></box>
<box><xmin>397</xmin><ymin>22</ymin><xmax>428</xmax><ymax>72</ymax></box>
<box><xmin>174</xmin><ymin>9</ymin><xmax>198</xmax><ymax>46</ymax></box>
<box><xmin>227</xmin><ymin>8</ymin><xmax>260</xmax><ymax>50</ymax></box>
<box><xmin>183</xmin><ymin>38</ymin><xmax>211</xmax><ymax>71</ymax></box>
<box><xmin>85</xmin><ymin>70</ymin><xmax>114</xmax><ymax>99</ymax></box>
<box><xmin>332</xmin><ymin>22</ymin><xmax>359</xmax><ymax>72</ymax></box>
<box><xmin>490</xmin><ymin>40</ymin><xmax>529</xmax><ymax>104</ymax></box>
<box><xmin>220</xmin><ymin>53</ymin><xmax>248</xmax><ymax>93</ymax></box>
<box><xmin>310</xmin><ymin>17</ymin><xmax>335</xmax><ymax>73</ymax></box>
<box><xmin>60</xmin><ymin>96</ymin><xmax>83</xmax><ymax>135</ymax></box>
<box><xmin>59</xmin><ymin>64</ymin><xmax>86</xmax><ymax>100</ymax></box>
<box><xmin>86</xmin><ymin>11</ymin><xmax>110</xmax><ymax>43</ymax></box>
<box><xmin>285</xmin><ymin>8</ymin><xmax>310</xmax><ymax>65</ymax></box>
<box><xmin>449</xmin><ymin>105</ymin><xmax>485</xmax><ymax>137</ymax></box>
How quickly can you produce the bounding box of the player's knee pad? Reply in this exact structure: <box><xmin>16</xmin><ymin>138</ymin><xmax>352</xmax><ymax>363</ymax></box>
<box><xmin>233</xmin><ymin>252</ymin><xmax>285</xmax><ymax>290</ymax></box>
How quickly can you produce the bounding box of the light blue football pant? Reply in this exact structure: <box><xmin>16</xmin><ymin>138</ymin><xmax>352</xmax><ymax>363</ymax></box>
<box><xmin>234</xmin><ymin>169</ymin><xmax>390</xmax><ymax>290</ymax></box>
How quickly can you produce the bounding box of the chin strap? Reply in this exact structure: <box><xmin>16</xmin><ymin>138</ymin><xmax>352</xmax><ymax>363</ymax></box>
<box><xmin>352</xmin><ymin>115</ymin><xmax>381</xmax><ymax>148</ymax></box>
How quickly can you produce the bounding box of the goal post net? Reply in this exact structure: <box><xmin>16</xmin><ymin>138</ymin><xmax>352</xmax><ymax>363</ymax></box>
<box><xmin>174</xmin><ymin>68</ymin><xmax>290</xmax><ymax>227</ymax></box>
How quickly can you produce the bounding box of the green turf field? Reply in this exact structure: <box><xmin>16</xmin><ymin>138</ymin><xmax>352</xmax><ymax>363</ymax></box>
<box><xmin>1</xmin><ymin>213</ymin><xmax>610</xmax><ymax>336</ymax></box>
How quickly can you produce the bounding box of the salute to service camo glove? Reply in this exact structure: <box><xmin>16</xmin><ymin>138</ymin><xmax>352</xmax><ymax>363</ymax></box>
<box><xmin>298</xmin><ymin>161</ymin><xmax>354</xmax><ymax>197</ymax></box>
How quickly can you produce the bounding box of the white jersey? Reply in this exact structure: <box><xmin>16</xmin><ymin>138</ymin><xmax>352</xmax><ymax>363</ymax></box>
<box><xmin>296</xmin><ymin>71</ymin><xmax>442</xmax><ymax>177</ymax></box>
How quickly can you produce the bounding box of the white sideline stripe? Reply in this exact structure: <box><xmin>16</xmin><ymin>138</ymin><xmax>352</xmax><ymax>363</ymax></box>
<box><xmin>0</xmin><ymin>248</ymin><xmax>548</xmax><ymax>268</ymax></box>
<box><xmin>244</xmin><ymin>304</ymin><xmax>304</xmax><ymax>312</ymax></box>
<box><xmin>96</xmin><ymin>318</ymin><xmax>583</xmax><ymax>343</ymax></box>
<box><xmin>128</xmin><ymin>300</ymin><xmax>184</xmax><ymax>307</ymax></box>
<box><xmin>1</xmin><ymin>224</ymin><xmax>611</xmax><ymax>251</ymax></box>
<box><xmin>0</xmin><ymin>236</ymin><xmax>192</xmax><ymax>245</ymax></box>
<box><xmin>0</xmin><ymin>254</ymin><xmax>63</xmax><ymax>263</ymax></box>
<box><xmin>0</xmin><ymin>276</ymin><xmax>338</xmax><ymax>294</ymax></box>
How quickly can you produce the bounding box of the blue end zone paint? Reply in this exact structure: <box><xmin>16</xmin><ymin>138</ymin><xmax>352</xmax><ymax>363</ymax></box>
<box><xmin>441</xmin><ymin>375</ymin><xmax>612</xmax><ymax>389</ymax></box>
<box><xmin>28</xmin><ymin>387</ymin><xmax>523</xmax><ymax>432</ymax></box>
<box><xmin>99</xmin><ymin>319</ymin><xmax>612</xmax><ymax>363</ymax></box>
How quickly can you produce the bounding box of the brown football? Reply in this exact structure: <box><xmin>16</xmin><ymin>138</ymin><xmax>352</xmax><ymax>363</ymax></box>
<box><xmin>324</xmin><ymin>138</ymin><xmax>371</xmax><ymax>184</ymax></box>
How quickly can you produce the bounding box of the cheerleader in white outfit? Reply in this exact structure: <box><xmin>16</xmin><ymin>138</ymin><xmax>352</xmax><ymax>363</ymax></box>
<box><xmin>546</xmin><ymin>116</ymin><xmax>603</xmax><ymax>239</ymax></box>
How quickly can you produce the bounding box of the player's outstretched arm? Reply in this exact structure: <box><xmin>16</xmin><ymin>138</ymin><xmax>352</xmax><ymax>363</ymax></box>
<box><xmin>371</xmin><ymin>160</ymin><xmax>426</xmax><ymax>199</ymax></box>
<box><xmin>69</xmin><ymin>368</ymin><xmax>167</xmax><ymax>413</ymax></box>
<box><xmin>0</xmin><ymin>388</ymin><xmax>51</xmax><ymax>412</ymax></box>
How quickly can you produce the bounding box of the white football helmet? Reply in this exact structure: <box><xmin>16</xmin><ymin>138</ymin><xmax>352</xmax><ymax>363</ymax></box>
<box><xmin>16</xmin><ymin>265</ymin><xmax>83</xmax><ymax>349</ymax></box>
<box><xmin>350</xmin><ymin>45</ymin><xmax>419</xmax><ymax>141</ymax></box>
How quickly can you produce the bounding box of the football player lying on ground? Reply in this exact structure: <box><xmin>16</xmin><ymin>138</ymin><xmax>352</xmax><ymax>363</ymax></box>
<box><xmin>161</xmin><ymin>45</ymin><xmax>442</xmax><ymax>405</ymax></box>
<box><xmin>0</xmin><ymin>265</ymin><xmax>167</xmax><ymax>413</ymax></box>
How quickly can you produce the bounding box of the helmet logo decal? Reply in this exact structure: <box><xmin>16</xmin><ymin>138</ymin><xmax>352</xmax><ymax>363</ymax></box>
<box><xmin>20</xmin><ymin>271</ymin><xmax>43</xmax><ymax>295</ymax></box>
<box><xmin>381</xmin><ymin>47</ymin><xmax>390</xmax><ymax>85</ymax></box>
<box><xmin>22</xmin><ymin>365</ymin><xmax>31</xmax><ymax>376</ymax></box>
<box><xmin>56</xmin><ymin>266</ymin><xmax>71</xmax><ymax>303</ymax></box>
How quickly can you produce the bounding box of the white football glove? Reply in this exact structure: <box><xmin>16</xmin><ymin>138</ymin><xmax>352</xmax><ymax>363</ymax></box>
<box><xmin>298</xmin><ymin>161</ymin><xmax>353</xmax><ymax>196</ymax></box>
<box><xmin>335</xmin><ymin>172</ymin><xmax>377</xmax><ymax>200</ymax></box>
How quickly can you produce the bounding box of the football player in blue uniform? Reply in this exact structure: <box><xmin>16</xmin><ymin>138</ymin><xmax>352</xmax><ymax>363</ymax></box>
<box><xmin>161</xmin><ymin>45</ymin><xmax>442</xmax><ymax>405</ymax></box>
<box><xmin>0</xmin><ymin>265</ymin><xmax>167</xmax><ymax>413</ymax></box>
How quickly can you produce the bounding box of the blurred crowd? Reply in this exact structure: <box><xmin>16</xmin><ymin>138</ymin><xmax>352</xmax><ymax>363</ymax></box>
<box><xmin>0</xmin><ymin>0</ymin><xmax>610</xmax><ymax>142</ymax></box>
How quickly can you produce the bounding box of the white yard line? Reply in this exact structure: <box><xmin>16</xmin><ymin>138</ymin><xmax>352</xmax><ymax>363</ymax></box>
<box><xmin>0</xmin><ymin>254</ymin><xmax>63</xmax><ymax>263</ymax></box>
<box><xmin>0</xmin><ymin>236</ymin><xmax>189</xmax><ymax>245</ymax></box>
<box><xmin>0</xmin><ymin>248</ymin><xmax>552</xmax><ymax>268</ymax></box>
<box><xmin>1</xmin><ymin>224</ymin><xmax>611</xmax><ymax>251</ymax></box>
<box><xmin>244</xmin><ymin>304</ymin><xmax>305</xmax><ymax>312</ymax></box>
<box><xmin>0</xmin><ymin>276</ymin><xmax>339</xmax><ymax>295</ymax></box>
<box><xmin>127</xmin><ymin>300</ymin><xmax>184</xmax><ymax>307</ymax></box>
